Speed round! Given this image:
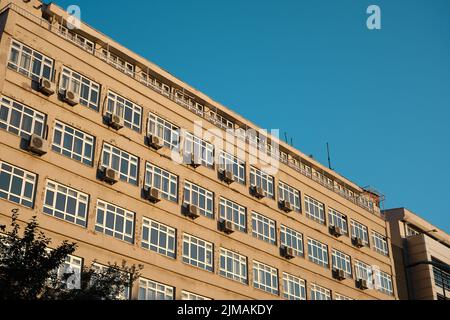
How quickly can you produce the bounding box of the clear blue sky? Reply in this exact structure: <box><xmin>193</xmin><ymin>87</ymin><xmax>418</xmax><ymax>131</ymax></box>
<box><xmin>54</xmin><ymin>0</ymin><xmax>450</xmax><ymax>232</ymax></box>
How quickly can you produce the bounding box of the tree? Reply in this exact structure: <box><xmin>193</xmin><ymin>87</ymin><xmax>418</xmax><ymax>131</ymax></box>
<box><xmin>0</xmin><ymin>209</ymin><xmax>142</xmax><ymax>300</ymax></box>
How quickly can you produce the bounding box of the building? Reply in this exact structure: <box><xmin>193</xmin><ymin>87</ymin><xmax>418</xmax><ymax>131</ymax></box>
<box><xmin>0</xmin><ymin>0</ymin><xmax>397</xmax><ymax>300</ymax></box>
<box><xmin>384</xmin><ymin>208</ymin><xmax>450</xmax><ymax>300</ymax></box>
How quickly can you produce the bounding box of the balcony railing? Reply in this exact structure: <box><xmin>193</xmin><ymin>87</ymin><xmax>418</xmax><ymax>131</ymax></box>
<box><xmin>2</xmin><ymin>2</ymin><xmax>378</xmax><ymax>215</ymax></box>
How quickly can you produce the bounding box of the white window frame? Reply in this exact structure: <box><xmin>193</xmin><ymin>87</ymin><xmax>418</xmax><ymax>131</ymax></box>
<box><xmin>57</xmin><ymin>24</ymin><xmax>94</xmax><ymax>54</ymax></box>
<box><xmin>7</xmin><ymin>39</ymin><xmax>53</xmax><ymax>81</ymax></box>
<box><xmin>0</xmin><ymin>160</ymin><xmax>37</xmax><ymax>208</ymax></box>
<box><xmin>374</xmin><ymin>270</ymin><xmax>393</xmax><ymax>295</ymax></box>
<box><xmin>60</xmin><ymin>67</ymin><xmax>100</xmax><ymax>110</ymax></box>
<box><xmin>52</xmin><ymin>120</ymin><xmax>95</xmax><ymax>166</ymax></box>
<box><xmin>101</xmin><ymin>50</ymin><xmax>135</xmax><ymax>76</ymax></box>
<box><xmin>219</xmin><ymin>197</ymin><xmax>247</xmax><ymax>232</ymax></box>
<box><xmin>183</xmin><ymin>181</ymin><xmax>214</xmax><ymax>218</ymax></box>
<box><xmin>0</xmin><ymin>96</ymin><xmax>46</xmax><ymax>140</ymax></box>
<box><xmin>141</xmin><ymin>217</ymin><xmax>176</xmax><ymax>259</ymax></box>
<box><xmin>310</xmin><ymin>283</ymin><xmax>331</xmax><ymax>300</ymax></box>
<box><xmin>282</xmin><ymin>272</ymin><xmax>306</xmax><ymax>300</ymax></box>
<box><xmin>280</xmin><ymin>225</ymin><xmax>303</xmax><ymax>256</ymax></box>
<box><xmin>181</xmin><ymin>291</ymin><xmax>211</xmax><ymax>300</ymax></box>
<box><xmin>182</xmin><ymin>233</ymin><xmax>214</xmax><ymax>272</ymax></box>
<box><xmin>372</xmin><ymin>231</ymin><xmax>389</xmax><ymax>256</ymax></box>
<box><xmin>106</xmin><ymin>91</ymin><xmax>142</xmax><ymax>132</ymax></box>
<box><xmin>138</xmin><ymin>277</ymin><xmax>174</xmax><ymax>300</ymax></box>
<box><xmin>251</xmin><ymin>212</ymin><xmax>276</xmax><ymax>245</ymax></box>
<box><xmin>253</xmin><ymin>260</ymin><xmax>279</xmax><ymax>295</ymax></box>
<box><xmin>144</xmin><ymin>163</ymin><xmax>178</xmax><ymax>202</ymax></box>
<box><xmin>219</xmin><ymin>247</ymin><xmax>248</xmax><ymax>284</ymax></box>
<box><xmin>218</xmin><ymin>151</ymin><xmax>246</xmax><ymax>184</ymax></box>
<box><xmin>331</xmin><ymin>249</ymin><xmax>352</xmax><ymax>278</ymax></box>
<box><xmin>43</xmin><ymin>180</ymin><xmax>89</xmax><ymax>227</ymax></box>
<box><xmin>57</xmin><ymin>254</ymin><xmax>82</xmax><ymax>290</ymax></box>
<box><xmin>278</xmin><ymin>181</ymin><xmax>301</xmax><ymax>212</ymax></box>
<box><xmin>304</xmin><ymin>195</ymin><xmax>325</xmax><ymax>224</ymax></box>
<box><xmin>307</xmin><ymin>238</ymin><xmax>329</xmax><ymax>268</ymax></box>
<box><xmin>351</xmin><ymin>220</ymin><xmax>370</xmax><ymax>246</ymax></box>
<box><xmin>334</xmin><ymin>293</ymin><xmax>353</xmax><ymax>300</ymax></box>
<box><xmin>354</xmin><ymin>260</ymin><xmax>373</xmax><ymax>285</ymax></box>
<box><xmin>328</xmin><ymin>207</ymin><xmax>348</xmax><ymax>234</ymax></box>
<box><xmin>91</xmin><ymin>263</ymin><xmax>131</xmax><ymax>300</ymax></box>
<box><xmin>101</xmin><ymin>143</ymin><xmax>139</xmax><ymax>185</ymax></box>
<box><xmin>95</xmin><ymin>199</ymin><xmax>135</xmax><ymax>244</ymax></box>
<box><xmin>183</xmin><ymin>132</ymin><xmax>214</xmax><ymax>167</ymax></box>
<box><xmin>147</xmin><ymin>112</ymin><xmax>180</xmax><ymax>149</ymax></box>
<box><xmin>250</xmin><ymin>167</ymin><xmax>274</xmax><ymax>198</ymax></box>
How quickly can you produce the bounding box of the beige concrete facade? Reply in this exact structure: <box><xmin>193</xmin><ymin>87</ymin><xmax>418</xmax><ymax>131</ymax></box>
<box><xmin>384</xmin><ymin>208</ymin><xmax>449</xmax><ymax>300</ymax></box>
<box><xmin>0</xmin><ymin>0</ymin><xmax>397</xmax><ymax>300</ymax></box>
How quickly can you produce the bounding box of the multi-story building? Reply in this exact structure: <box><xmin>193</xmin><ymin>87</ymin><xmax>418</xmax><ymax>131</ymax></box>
<box><xmin>384</xmin><ymin>208</ymin><xmax>449</xmax><ymax>300</ymax></box>
<box><xmin>0</xmin><ymin>0</ymin><xmax>397</xmax><ymax>300</ymax></box>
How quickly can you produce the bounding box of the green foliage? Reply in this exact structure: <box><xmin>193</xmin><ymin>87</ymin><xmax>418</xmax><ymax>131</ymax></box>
<box><xmin>0</xmin><ymin>209</ymin><xmax>142</xmax><ymax>300</ymax></box>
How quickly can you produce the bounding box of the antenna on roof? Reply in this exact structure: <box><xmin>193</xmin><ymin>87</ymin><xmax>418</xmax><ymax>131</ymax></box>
<box><xmin>326</xmin><ymin>142</ymin><xmax>333</xmax><ymax>170</ymax></box>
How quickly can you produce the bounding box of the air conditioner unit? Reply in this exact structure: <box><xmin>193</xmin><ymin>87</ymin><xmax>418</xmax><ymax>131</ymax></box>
<box><xmin>279</xmin><ymin>200</ymin><xmax>293</xmax><ymax>213</ymax></box>
<box><xmin>147</xmin><ymin>135</ymin><xmax>163</xmax><ymax>150</ymax></box>
<box><xmin>184</xmin><ymin>204</ymin><xmax>200</xmax><ymax>220</ymax></box>
<box><xmin>219</xmin><ymin>219</ymin><xmax>234</xmax><ymax>234</ymax></box>
<box><xmin>280</xmin><ymin>246</ymin><xmax>295</xmax><ymax>260</ymax></box>
<box><xmin>352</xmin><ymin>237</ymin><xmax>365</xmax><ymax>248</ymax></box>
<box><xmin>219</xmin><ymin>169</ymin><xmax>234</xmax><ymax>184</ymax></box>
<box><xmin>357</xmin><ymin>278</ymin><xmax>369</xmax><ymax>290</ymax></box>
<box><xmin>143</xmin><ymin>187</ymin><xmax>161</xmax><ymax>203</ymax></box>
<box><xmin>38</xmin><ymin>78</ymin><xmax>55</xmax><ymax>96</ymax></box>
<box><xmin>61</xmin><ymin>89</ymin><xmax>79</xmax><ymax>106</ymax></box>
<box><xmin>332</xmin><ymin>268</ymin><xmax>346</xmax><ymax>281</ymax></box>
<box><xmin>330</xmin><ymin>225</ymin><xmax>344</xmax><ymax>237</ymax></box>
<box><xmin>27</xmin><ymin>134</ymin><xmax>48</xmax><ymax>156</ymax></box>
<box><xmin>107</xmin><ymin>114</ymin><xmax>124</xmax><ymax>130</ymax></box>
<box><xmin>187</xmin><ymin>153</ymin><xmax>202</xmax><ymax>168</ymax></box>
<box><xmin>99</xmin><ymin>167</ymin><xmax>118</xmax><ymax>185</ymax></box>
<box><xmin>251</xmin><ymin>185</ymin><xmax>265</xmax><ymax>199</ymax></box>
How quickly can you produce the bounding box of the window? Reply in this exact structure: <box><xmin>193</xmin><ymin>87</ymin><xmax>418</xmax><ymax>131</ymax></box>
<box><xmin>91</xmin><ymin>263</ymin><xmax>130</xmax><ymax>300</ymax></box>
<box><xmin>307</xmin><ymin>238</ymin><xmax>329</xmax><ymax>268</ymax></box>
<box><xmin>251</xmin><ymin>212</ymin><xmax>276</xmax><ymax>245</ymax></box>
<box><xmin>219</xmin><ymin>248</ymin><xmax>248</xmax><ymax>284</ymax></box>
<box><xmin>0</xmin><ymin>96</ymin><xmax>46</xmax><ymax>140</ymax></box>
<box><xmin>310</xmin><ymin>284</ymin><xmax>331</xmax><ymax>300</ymax></box>
<box><xmin>253</xmin><ymin>261</ymin><xmax>278</xmax><ymax>295</ymax></box>
<box><xmin>147</xmin><ymin>113</ymin><xmax>180</xmax><ymax>149</ymax></box>
<box><xmin>432</xmin><ymin>257</ymin><xmax>450</xmax><ymax>291</ymax></box>
<box><xmin>0</xmin><ymin>161</ymin><xmax>36</xmax><ymax>208</ymax></box>
<box><xmin>101</xmin><ymin>50</ymin><xmax>135</xmax><ymax>76</ymax></box>
<box><xmin>101</xmin><ymin>143</ymin><xmax>139</xmax><ymax>185</ymax></box>
<box><xmin>43</xmin><ymin>180</ymin><xmax>89</xmax><ymax>227</ymax></box>
<box><xmin>183</xmin><ymin>181</ymin><xmax>214</xmax><ymax>218</ymax></box>
<box><xmin>181</xmin><ymin>291</ymin><xmax>211</xmax><ymax>300</ymax></box>
<box><xmin>280</xmin><ymin>225</ymin><xmax>303</xmax><ymax>256</ymax></box>
<box><xmin>372</xmin><ymin>231</ymin><xmax>389</xmax><ymax>256</ymax></box>
<box><xmin>218</xmin><ymin>151</ymin><xmax>245</xmax><ymax>184</ymax></box>
<box><xmin>374</xmin><ymin>270</ymin><xmax>394</xmax><ymax>295</ymax></box>
<box><xmin>52</xmin><ymin>121</ymin><xmax>95</xmax><ymax>166</ymax></box>
<box><xmin>304</xmin><ymin>195</ymin><xmax>325</xmax><ymax>224</ymax></box>
<box><xmin>182</xmin><ymin>234</ymin><xmax>213</xmax><ymax>272</ymax></box>
<box><xmin>250</xmin><ymin>167</ymin><xmax>274</xmax><ymax>198</ymax></box>
<box><xmin>106</xmin><ymin>91</ymin><xmax>142</xmax><ymax>132</ymax></box>
<box><xmin>406</xmin><ymin>224</ymin><xmax>421</xmax><ymax>237</ymax></box>
<box><xmin>141</xmin><ymin>217</ymin><xmax>176</xmax><ymax>259</ymax></box>
<box><xmin>144</xmin><ymin>163</ymin><xmax>178</xmax><ymax>202</ymax></box>
<box><xmin>60</xmin><ymin>67</ymin><xmax>100</xmax><ymax>110</ymax></box>
<box><xmin>282</xmin><ymin>273</ymin><xmax>306</xmax><ymax>300</ymax></box>
<box><xmin>328</xmin><ymin>208</ymin><xmax>348</xmax><ymax>234</ymax></box>
<box><xmin>354</xmin><ymin>260</ymin><xmax>373</xmax><ymax>285</ymax></box>
<box><xmin>331</xmin><ymin>249</ymin><xmax>352</xmax><ymax>278</ymax></box>
<box><xmin>138</xmin><ymin>278</ymin><xmax>174</xmax><ymax>300</ymax></box>
<box><xmin>57</xmin><ymin>24</ymin><xmax>94</xmax><ymax>53</ymax></box>
<box><xmin>351</xmin><ymin>220</ymin><xmax>369</xmax><ymax>246</ymax></box>
<box><xmin>57</xmin><ymin>255</ymin><xmax>82</xmax><ymax>290</ymax></box>
<box><xmin>334</xmin><ymin>293</ymin><xmax>353</xmax><ymax>300</ymax></box>
<box><xmin>278</xmin><ymin>181</ymin><xmax>301</xmax><ymax>212</ymax></box>
<box><xmin>183</xmin><ymin>132</ymin><xmax>214</xmax><ymax>167</ymax></box>
<box><xmin>219</xmin><ymin>198</ymin><xmax>247</xmax><ymax>232</ymax></box>
<box><xmin>7</xmin><ymin>40</ymin><xmax>53</xmax><ymax>81</ymax></box>
<box><xmin>95</xmin><ymin>200</ymin><xmax>135</xmax><ymax>244</ymax></box>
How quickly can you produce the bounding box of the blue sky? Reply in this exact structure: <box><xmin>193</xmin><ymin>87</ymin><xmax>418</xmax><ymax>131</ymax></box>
<box><xmin>54</xmin><ymin>0</ymin><xmax>450</xmax><ymax>232</ymax></box>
